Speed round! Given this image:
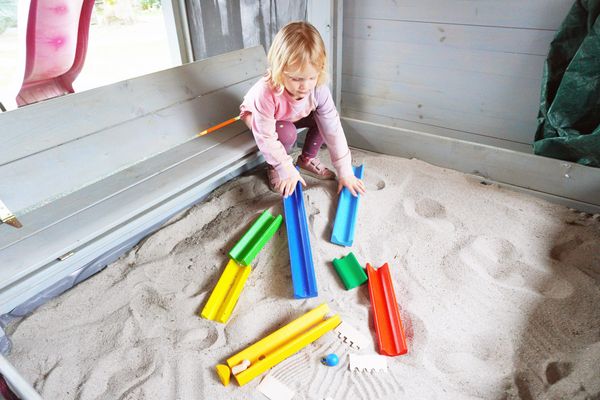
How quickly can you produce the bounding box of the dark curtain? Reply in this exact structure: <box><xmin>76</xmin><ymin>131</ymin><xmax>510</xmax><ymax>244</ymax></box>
<box><xmin>186</xmin><ymin>0</ymin><xmax>307</xmax><ymax>61</ymax></box>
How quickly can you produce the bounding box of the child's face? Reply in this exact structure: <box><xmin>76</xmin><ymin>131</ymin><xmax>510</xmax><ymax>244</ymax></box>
<box><xmin>282</xmin><ymin>63</ymin><xmax>319</xmax><ymax>100</ymax></box>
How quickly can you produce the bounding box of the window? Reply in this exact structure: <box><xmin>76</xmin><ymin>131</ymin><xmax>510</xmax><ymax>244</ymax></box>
<box><xmin>74</xmin><ymin>0</ymin><xmax>176</xmax><ymax>92</ymax></box>
<box><xmin>0</xmin><ymin>0</ymin><xmax>18</xmax><ymax>110</ymax></box>
<box><xmin>0</xmin><ymin>0</ymin><xmax>178</xmax><ymax>111</ymax></box>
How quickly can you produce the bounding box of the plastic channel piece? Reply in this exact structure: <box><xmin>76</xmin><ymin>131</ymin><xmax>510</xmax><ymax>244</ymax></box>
<box><xmin>220</xmin><ymin>303</ymin><xmax>341</xmax><ymax>386</ymax></box>
<box><xmin>366</xmin><ymin>263</ymin><xmax>408</xmax><ymax>356</ymax></box>
<box><xmin>283</xmin><ymin>180</ymin><xmax>317</xmax><ymax>298</ymax></box>
<box><xmin>229</xmin><ymin>210</ymin><xmax>283</xmax><ymax>266</ymax></box>
<box><xmin>332</xmin><ymin>252</ymin><xmax>367</xmax><ymax>290</ymax></box>
<box><xmin>331</xmin><ymin>165</ymin><xmax>364</xmax><ymax>246</ymax></box>
<box><xmin>201</xmin><ymin>259</ymin><xmax>251</xmax><ymax>323</ymax></box>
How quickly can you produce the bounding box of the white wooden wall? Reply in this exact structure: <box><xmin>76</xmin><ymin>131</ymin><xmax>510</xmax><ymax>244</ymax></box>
<box><xmin>341</xmin><ymin>0</ymin><xmax>574</xmax><ymax>152</ymax></box>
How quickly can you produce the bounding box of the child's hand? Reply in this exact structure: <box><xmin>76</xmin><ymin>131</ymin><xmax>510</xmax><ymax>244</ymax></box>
<box><xmin>277</xmin><ymin>175</ymin><xmax>307</xmax><ymax>197</ymax></box>
<box><xmin>338</xmin><ymin>175</ymin><xmax>366</xmax><ymax>197</ymax></box>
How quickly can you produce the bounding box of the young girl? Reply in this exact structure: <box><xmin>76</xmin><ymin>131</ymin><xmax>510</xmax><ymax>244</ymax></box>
<box><xmin>240</xmin><ymin>21</ymin><xmax>366</xmax><ymax>198</ymax></box>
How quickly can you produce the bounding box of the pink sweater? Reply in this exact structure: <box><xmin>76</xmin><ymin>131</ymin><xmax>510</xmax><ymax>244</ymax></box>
<box><xmin>240</xmin><ymin>77</ymin><xmax>353</xmax><ymax>180</ymax></box>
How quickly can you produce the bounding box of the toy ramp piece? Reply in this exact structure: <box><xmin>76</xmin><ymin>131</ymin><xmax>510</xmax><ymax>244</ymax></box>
<box><xmin>201</xmin><ymin>259</ymin><xmax>251</xmax><ymax>323</ymax></box>
<box><xmin>331</xmin><ymin>165</ymin><xmax>364</xmax><ymax>247</ymax></box>
<box><xmin>332</xmin><ymin>252</ymin><xmax>367</xmax><ymax>290</ymax></box>
<box><xmin>283</xmin><ymin>182</ymin><xmax>317</xmax><ymax>298</ymax></box>
<box><xmin>229</xmin><ymin>210</ymin><xmax>283</xmax><ymax>266</ymax></box>
<box><xmin>223</xmin><ymin>303</ymin><xmax>341</xmax><ymax>386</ymax></box>
<box><xmin>216</xmin><ymin>364</ymin><xmax>231</xmax><ymax>386</ymax></box>
<box><xmin>366</xmin><ymin>263</ymin><xmax>408</xmax><ymax>356</ymax></box>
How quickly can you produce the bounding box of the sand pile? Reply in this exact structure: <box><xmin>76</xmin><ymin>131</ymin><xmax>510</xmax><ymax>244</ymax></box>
<box><xmin>6</xmin><ymin>149</ymin><xmax>600</xmax><ymax>399</ymax></box>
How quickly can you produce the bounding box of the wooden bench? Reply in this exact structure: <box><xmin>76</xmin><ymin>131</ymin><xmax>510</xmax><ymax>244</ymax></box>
<box><xmin>0</xmin><ymin>46</ymin><xmax>267</xmax><ymax>315</ymax></box>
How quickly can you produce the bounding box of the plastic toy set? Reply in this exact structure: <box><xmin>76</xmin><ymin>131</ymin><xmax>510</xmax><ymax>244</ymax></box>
<box><xmin>200</xmin><ymin>164</ymin><xmax>409</xmax><ymax>391</ymax></box>
<box><xmin>201</xmin><ymin>210</ymin><xmax>282</xmax><ymax>323</ymax></box>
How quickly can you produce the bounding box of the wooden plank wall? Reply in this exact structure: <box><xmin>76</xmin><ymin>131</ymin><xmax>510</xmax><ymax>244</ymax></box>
<box><xmin>0</xmin><ymin>46</ymin><xmax>269</xmax><ymax>314</ymax></box>
<box><xmin>342</xmin><ymin>117</ymin><xmax>600</xmax><ymax>214</ymax></box>
<box><xmin>341</xmin><ymin>0</ymin><xmax>574</xmax><ymax>152</ymax></box>
<box><xmin>0</xmin><ymin>48</ymin><xmax>266</xmax><ymax>216</ymax></box>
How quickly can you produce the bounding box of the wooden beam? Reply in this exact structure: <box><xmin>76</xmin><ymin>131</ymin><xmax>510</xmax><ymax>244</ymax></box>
<box><xmin>342</xmin><ymin>117</ymin><xmax>600</xmax><ymax>214</ymax></box>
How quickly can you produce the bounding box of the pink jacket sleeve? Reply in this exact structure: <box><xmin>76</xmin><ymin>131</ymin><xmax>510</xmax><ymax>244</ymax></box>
<box><xmin>314</xmin><ymin>86</ymin><xmax>354</xmax><ymax>178</ymax></box>
<box><xmin>247</xmin><ymin>86</ymin><xmax>300</xmax><ymax>181</ymax></box>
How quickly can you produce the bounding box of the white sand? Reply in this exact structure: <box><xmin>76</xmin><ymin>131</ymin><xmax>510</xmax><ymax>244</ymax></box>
<box><xmin>6</xmin><ymin>149</ymin><xmax>600</xmax><ymax>400</ymax></box>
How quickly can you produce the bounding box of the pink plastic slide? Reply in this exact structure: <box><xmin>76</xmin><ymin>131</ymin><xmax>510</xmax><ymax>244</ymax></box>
<box><xmin>16</xmin><ymin>0</ymin><xmax>95</xmax><ymax>106</ymax></box>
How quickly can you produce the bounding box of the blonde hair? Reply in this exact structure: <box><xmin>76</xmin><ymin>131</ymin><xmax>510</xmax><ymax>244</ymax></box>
<box><xmin>267</xmin><ymin>21</ymin><xmax>328</xmax><ymax>94</ymax></box>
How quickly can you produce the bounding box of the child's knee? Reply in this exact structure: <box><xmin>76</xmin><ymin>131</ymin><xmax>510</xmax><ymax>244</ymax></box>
<box><xmin>276</xmin><ymin>121</ymin><xmax>297</xmax><ymax>151</ymax></box>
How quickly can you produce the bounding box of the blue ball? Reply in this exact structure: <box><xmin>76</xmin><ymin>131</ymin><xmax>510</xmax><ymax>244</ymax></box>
<box><xmin>321</xmin><ymin>353</ymin><xmax>339</xmax><ymax>366</ymax></box>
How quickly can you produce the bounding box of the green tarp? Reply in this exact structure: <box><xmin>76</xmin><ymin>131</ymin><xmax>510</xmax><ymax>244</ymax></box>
<box><xmin>534</xmin><ymin>0</ymin><xmax>600</xmax><ymax>167</ymax></box>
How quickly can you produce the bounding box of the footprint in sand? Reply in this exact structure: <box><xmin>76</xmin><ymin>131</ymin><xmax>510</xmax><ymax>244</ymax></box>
<box><xmin>550</xmin><ymin>237</ymin><xmax>585</xmax><ymax>261</ymax></box>
<box><xmin>360</xmin><ymin>169</ymin><xmax>386</xmax><ymax>191</ymax></box>
<box><xmin>178</xmin><ymin>324</ymin><xmax>219</xmax><ymax>350</ymax></box>
<box><xmin>129</xmin><ymin>285</ymin><xmax>171</xmax><ymax>323</ymax></box>
<box><xmin>403</xmin><ymin>197</ymin><xmax>455</xmax><ymax>234</ymax></box>
<box><xmin>545</xmin><ymin>343</ymin><xmax>600</xmax><ymax>398</ymax></box>
<box><xmin>460</xmin><ymin>236</ymin><xmax>573</xmax><ymax>299</ymax></box>
<box><xmin>550</xmin><ymin>236</ymin><xmax>600</xmax><ymax>282</ymax></box>
<box><xmin>426</xmin><ymin>329</ymin><xmax>515</xmax><ymax>396</ymax></box>
<box><xmin>545</xmin><ymin>360</ymin><xmax>573</xmax><ymax>384</ymax></box>
<box><xmin>77</xmin><ymin>346</ymin><xmax>158</xmax><ymax>399</ymax></box>
<box><xmin>371</xmin><ymin>178</ymin><xmax>386</xmax><ymax>191</ymax></box>
<box><xmin>431</xmin><ymin>350</ymin><xmax>505</xmax><ymax>393</ymax></box>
